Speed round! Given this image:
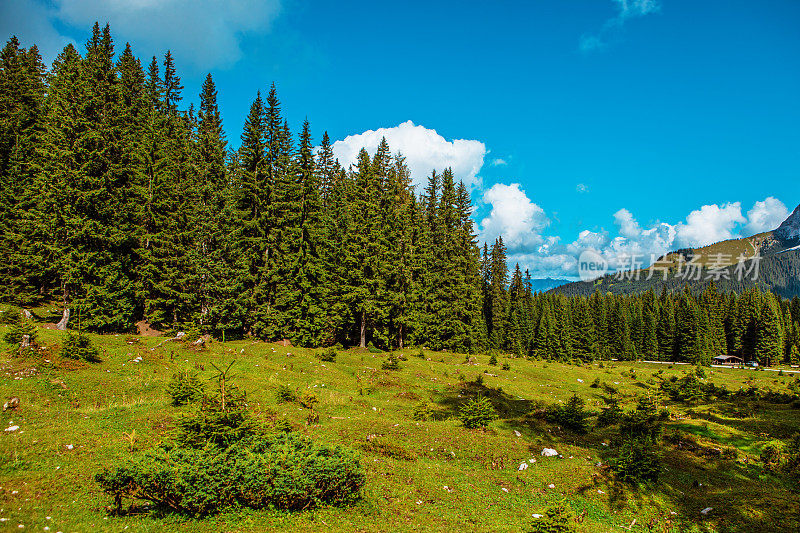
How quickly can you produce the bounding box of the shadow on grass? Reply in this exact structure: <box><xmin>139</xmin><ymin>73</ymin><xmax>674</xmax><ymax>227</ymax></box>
<box><xmin>432</xmin><ymin>380</ymin><xmax>536</xmax><ymax>420</ymax></box>
<box><xmin>586</xmin><ymin>435</ymin><xmax>800</xmax><ymax>533</ymax></box>
<box><xmin>431</xmin><ymin>380</ymin><xmax>595</xmax><ymax>446</ymax></box>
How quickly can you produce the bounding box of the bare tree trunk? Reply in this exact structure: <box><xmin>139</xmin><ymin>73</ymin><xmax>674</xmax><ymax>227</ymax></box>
<box><xmin>360</xmin><ymin>310</ymin><xmax>366</xmax><ymax>348</ymax></box>
<box><xmin>398</xmin><ymin>324</ymin><xmax>404</xmax><ymax>350</ymax></box>
<box><xmin>56</xmin><ymin>308</ymin><xmax>70</xmax><ymax>331</ymax></box>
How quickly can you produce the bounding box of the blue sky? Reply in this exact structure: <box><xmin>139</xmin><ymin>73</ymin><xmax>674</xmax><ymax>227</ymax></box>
<box><xmin>3</xmin><ymin>0</ymin><xmax>799</xmax><ymax>279</ymax></box>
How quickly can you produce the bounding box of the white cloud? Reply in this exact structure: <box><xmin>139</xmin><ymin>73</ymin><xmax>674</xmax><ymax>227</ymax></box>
<box><xmin>674</xmin><ymin>203</ymin><xmax>746</xmax><ymax>248</ymax></box>
<box><xmin>2</xmin><ymin>0</ymin><xmax>282</xmax><ymax>69</ymax></box>
<box><xmin>494</xmin><ymin>192</ymin><xmax>785</xmax><ymax>280</ymax></box>
<box><xmin>491</xmin><ymin>158</ymin><xmax>508</xmax><ymax>166</ymax></box>
<box><xmin>743</xmin><ymin>197</ymin><xmax>789</xmax><ymax>236</ymax></box>
<box><xmin>615</xmin><ymin>0</ymin><xmax>660</xmax><ymax>19</ymax></box>
<box><xmin>509</xmin><ymin>252</ymin><xmax>578</xmax><ymax>280</ymax></box>
<box><xmin>613</xmin><ymin>208</ymin><xmax>641</xmax><ymax>239</ymax></box>
<box><xmin>580</xmin><ymin>0</ymin><xmax>660</xmax><ymax>52</ymax></box>
<box><xmin>576</xmin><ymin>183</ymin><xmax>589</xmax><ymax>193</ymax></box>
<box><xmin>479</xmin><ymin>183</ymin><xmax>549</xmax><ymax>251</ymax></box>
<box><xmin>330</xmin><ymin>120</ymin><xmax>486</xmax><ymax>190</ymax></box>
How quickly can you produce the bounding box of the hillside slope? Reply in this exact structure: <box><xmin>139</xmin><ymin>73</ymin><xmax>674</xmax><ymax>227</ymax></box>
<box><xmin>1</xmin><ymin>329</ymin><xmax>799</xmax><ymax>532</ymax></box>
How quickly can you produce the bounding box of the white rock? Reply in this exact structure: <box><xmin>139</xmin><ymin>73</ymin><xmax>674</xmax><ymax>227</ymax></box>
<box><xmin>532</xmin><ymin>514</ymin><xmax>543</xmax><ymax>519</ymax></box>
<box><xmin>548</xmin><ymin>484</ymin><xmax>555</xmax><ymax>489</ymax></box>
<box><xmin>577</xmin><ymin>378</ymin><xmax>584</xmax><ymax>383</ymax></box>
<box><xmin>501</xmin><ymin>487</ymin><xmax>509</xmax><ymax>493</ymax></box>
<box><xmin>65</xmin><ymin>444</ymin><xmax>74</xmax><ymax>450</ymax></box>
<box><xmin>541</xmin><ymin>448</ymin><xmax>558</xmax><ymax>457</ymax></box>
<box><xmin>528</xmin><ymin>458</ymin><xmax>536</xmax><ymax>463</ymax></box>
<box><xmin>514</xmin><ymin>430</ymin><xmax>522</xmax><ymax>437</ymax></box>
<box><xmin>4</xmin><ymin>426</ymin><xmax>19</xmax><ymax>432</ymax></box>
<box><xmin>518</xmin><ymin>463</ymin><xmax>529</xmax><ymax>471</ymax></box>
<box><xmin>700</xmin><ymin>507</ymin><xmax>713</xmax><ymax>515</ymax></box>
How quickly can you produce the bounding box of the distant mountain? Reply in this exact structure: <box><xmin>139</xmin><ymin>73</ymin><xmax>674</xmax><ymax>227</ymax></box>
<box><xmin>775</xmin><ymin>204</ymin><xmax>800</xmax><ymax>242</ymax></box>
<box><xmin>529</xmin><ymin>278</ymin><xmax>571</xmax><ymax>292</ymax></box>
<box><xmin>550</xmin><ymin>203</ymin><xmax>800</xmax><ymax>298</ymax></box>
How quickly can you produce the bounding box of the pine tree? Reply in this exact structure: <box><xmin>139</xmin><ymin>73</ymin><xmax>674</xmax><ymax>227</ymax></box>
<box><xmin>572</xmin><ymin>297</ymin><xmax>597</xmax><ymax>360</ymax></box>
<box><xmin>138</xmin><ymin>49</ymin><xmax>194</xmax><ymax>329</ymax></box>
<box><xmin>223</xmin><ymin>91</ymin><xmax>267</xmax><ymax>337</ymax></box>
<box><xmin>675</xmin><ymin>289</ymin><xmax>703</xmax><ymax>364</ymax></box>
<box><xmin>343</xmin><ymin>148</ymin><xmax>384</xmax><ymax>347</ymax></box>
<box><xmin>0</xmin><ymin>37</ymin><xmax>47</xmax><ymax>302</ymax></box>
<box><xmin>33</xmin><ymin>26</ymin><xmax>138</xmax><ymax>331</ymax></box>
<box><xmin>190</xmin><ymin>73</ymin><xmax>227</xmax><ymax>331</ymax></box>
<box><xmin>489</xmin><ymin>237</ymin><xmax>508</xmax><ymax>347</ymax></box>
<box><xmin>281</xmin><ymin>119</ymin><xmax>326</xmax><ymax>345</ymax></box>
<box><xmin>757</xmin><ymin>299</ymin><xmax>783</xmax><ymax>367</ymax></box>
<box><xmin>609</xmin><ymin>300</ymin><xmax>635</xmax><ymax>361</ymax></box>
<box><xmin>640</xmin><ymin>290</ymin><xmax>658</xmax><ymax>359</ymax></box>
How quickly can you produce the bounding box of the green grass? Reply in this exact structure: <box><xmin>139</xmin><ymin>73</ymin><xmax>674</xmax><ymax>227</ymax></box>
<box><xmin>0</xmin><ymin>326</ymin><xmax>798</xmax><ymax>532</ymax></box>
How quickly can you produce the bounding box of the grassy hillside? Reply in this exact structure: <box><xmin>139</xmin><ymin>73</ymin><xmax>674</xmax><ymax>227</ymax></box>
<box><xmin>1</xmin><ymin>327</ymin><xmax>799</xmax><ymax>532</ymax></box>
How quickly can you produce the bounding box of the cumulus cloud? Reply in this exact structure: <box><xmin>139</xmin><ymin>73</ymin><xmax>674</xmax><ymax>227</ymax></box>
<box><xmin>2</xmin><ymin>0</ymin><xmax>282</xmax><ymax>69</ymax></box>
<box><xmin>580</xmin><ymin>0</ymin><xmax>660</xmax><ymax>52</ymax></box>
<box><xmin>330</xmin><ymin>120</ymin><xmax>486</xmax><ymax>190</ymax></box>
<box><xmin>486</xmin><ymin>187</ymin><xmax>787</xmax><ymax>280</ymax></box>
<box><xmin>613</xmin><ymin>208</ymin><xmax>641</xmax><ymax>239</ymax></box>
<box><xmin>674</xmin><ymin>203</ymin><xmax>746</xmax><ymax>248</ymax></box>
<box><xmin>743</xmin><ymin>197</ymin><xmax>789</xmax><ymax>236</ymax></box>
<box><xmin>508</xmin><ymin>252</ymin><xmax>578</xmax><ymax>280</ymax></box>
<box><xmin>479</xmin><ymin>183</ymin><xmax>549</xmax><ymax>251</ymax></box>
<box><xmin>491</xmin><ymin>158</ymin><xmax>508</xmax><ymax>166</ymax></box>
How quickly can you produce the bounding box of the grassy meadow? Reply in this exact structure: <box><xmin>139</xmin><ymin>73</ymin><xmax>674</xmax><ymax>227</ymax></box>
<box><xmin>1</xmin><ymin>325</ymin><xmax>799</xmax><ymax>532</ymax></box>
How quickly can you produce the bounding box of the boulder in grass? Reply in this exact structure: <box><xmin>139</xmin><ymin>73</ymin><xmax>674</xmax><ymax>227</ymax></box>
<box><xmin>541</xmin><ymin>448</ymin><xmax>559</xmax><ymax>457</ymax></box>
<box><xmin>3</xmin><ymin>396</ymin><xmax>20</xmax><ymax>412</ymax></box>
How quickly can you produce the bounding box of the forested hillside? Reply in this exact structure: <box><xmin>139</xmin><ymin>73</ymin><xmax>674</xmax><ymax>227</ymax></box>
<box><xmin>520</xmin><ymin>284</ymin><xmax>800</xmax><ymax>366</ymax></box>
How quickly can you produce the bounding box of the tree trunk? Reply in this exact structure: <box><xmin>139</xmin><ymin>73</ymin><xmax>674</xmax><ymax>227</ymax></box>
<box><xmin>360</xmin><ymin>310</ymin><xmax>366</xmax><ymax>348</ymax></box>
<box><xmin>56</xmin><ymin>308</ymin><xmax>70</xmax><ymax>330</ymax></box>
<box><xmin>398</xmin><ymin>324</ymin><xmax>404</xmax><ymax>349</ymax></box>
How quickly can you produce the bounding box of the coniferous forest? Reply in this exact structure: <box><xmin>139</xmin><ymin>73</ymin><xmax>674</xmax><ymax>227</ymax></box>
<box><xmin>1</xmin><ymin>25</ymin><xmax>799</xmax><ymax>365</ymax></box>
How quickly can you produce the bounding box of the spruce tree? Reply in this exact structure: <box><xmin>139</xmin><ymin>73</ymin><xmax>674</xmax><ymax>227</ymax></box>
<box><xmin>489</xmin><ymin>237</ymin><xmax>509</xmax><ymax>347</ymax></box>
<box><xmin>757</xmin><ymin>299</ymin><xmax>783</xmax><ymax>367</ymax></box>
<box><xmin>0</xmin><ymin>37</ymin><xmax>47</xmax><ymax>302</ymax></box>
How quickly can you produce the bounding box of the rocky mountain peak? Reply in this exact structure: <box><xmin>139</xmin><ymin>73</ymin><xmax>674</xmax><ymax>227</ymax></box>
<box><xmin>775</xmin><ymin>204</ymin><xmax>800</xmax><ymax>241</ymax></box>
